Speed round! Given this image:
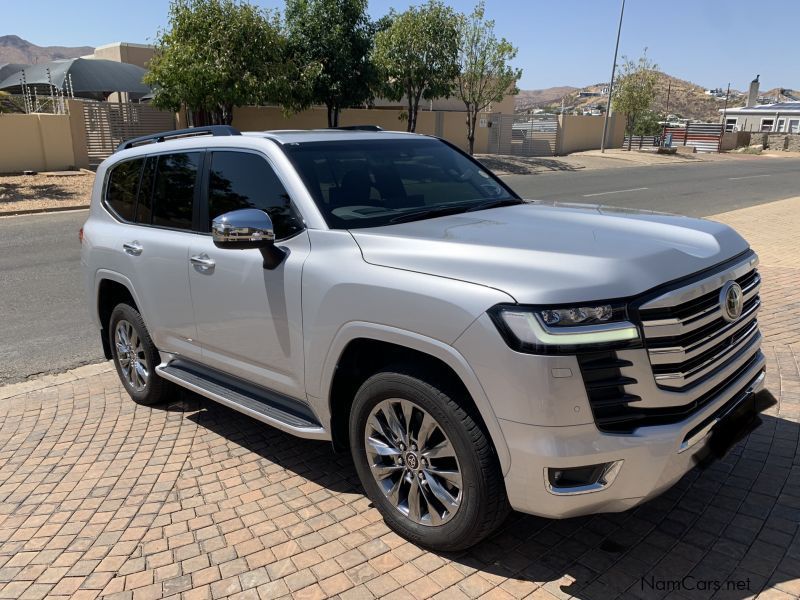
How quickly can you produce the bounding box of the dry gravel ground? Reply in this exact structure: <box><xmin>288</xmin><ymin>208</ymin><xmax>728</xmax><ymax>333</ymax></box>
<box><xmin>0</xmin><ymin>171</ymin><xmax>94</xmax><ymax>214</ymax></box>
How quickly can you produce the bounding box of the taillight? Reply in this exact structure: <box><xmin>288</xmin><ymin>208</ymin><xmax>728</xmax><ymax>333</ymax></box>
<box><xmin>78</xmin><ymin>226</ymin><xmax>84</xmax><ymax>244</ymax></box>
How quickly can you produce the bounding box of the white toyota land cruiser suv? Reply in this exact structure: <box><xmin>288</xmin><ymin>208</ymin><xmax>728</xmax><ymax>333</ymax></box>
<box><xmin>81</xmin><ymin>126</ymin><xmax>769</xmax><ymax>550</ymax></box>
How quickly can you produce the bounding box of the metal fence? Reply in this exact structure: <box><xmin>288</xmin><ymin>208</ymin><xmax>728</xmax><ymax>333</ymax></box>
<box><xmin>663</xmin><ymin>123</ymin><xmax>723</xmax><ymax>153</ymax></box>
<box><xmin>82</xmin><ymin>100</ymin><xmax>176</xmax><ymax>166</ymax></box>
<box><xmin>488</xmin><ymin>114</ymin><xmax>559</xmax><ymax>156</ymax></box>
<box><xmin>622</xmin><ymin>135</ymin><xmax>661</xmax><ymax>149</ymax></box>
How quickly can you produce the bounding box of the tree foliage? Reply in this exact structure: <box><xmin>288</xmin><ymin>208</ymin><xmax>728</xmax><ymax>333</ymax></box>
<box><xmin>632</xmin><ymin>109</ymin><xmax>662</xmax><ymax>136</ymax></box>
<box><xmin>144</xmin><ymin>0</ymin><xmax>286</xmax><ymax>125</ymax></box>
<box><xmin>455</xmin><ymin>2</ymin><xmax>521</xmax><ymax>154</ymax></box>
<box><xmin>284</xmin><ymin>0</ymin><xmax>377</xmax><ymax>128</ymax></box>
<box><xmin>373</xmin><ymin>0</ymin><xmax>460</xmax><ymax>132</ymax></box>
<box><xmin>611</xmin><ymin>50</ymin><xmax>659</xmax><ymax>137</ymax></box>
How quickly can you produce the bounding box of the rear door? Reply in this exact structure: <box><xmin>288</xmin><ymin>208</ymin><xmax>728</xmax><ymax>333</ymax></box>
<box><xmin>187</xmin><ymin>149</ymin><xmax>310</xmax><ymax>399</ymax></box>
<box><xmin>119</xmin><ymin>151</ymin><xmax>203</xmax><ymax>361</ymax></box>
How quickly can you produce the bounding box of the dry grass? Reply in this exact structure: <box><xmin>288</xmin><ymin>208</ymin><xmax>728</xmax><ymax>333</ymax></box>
<box><xmin>0</xmin><ymin>171</ymin><xmax>94</xmax><ymax>213</ymax></box>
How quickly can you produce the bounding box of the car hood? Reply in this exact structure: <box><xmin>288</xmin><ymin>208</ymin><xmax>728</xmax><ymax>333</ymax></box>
<box><xmin>350</xmin><ymin>202</ymin><xmax>750</xmax><ymax>304</ymax></box>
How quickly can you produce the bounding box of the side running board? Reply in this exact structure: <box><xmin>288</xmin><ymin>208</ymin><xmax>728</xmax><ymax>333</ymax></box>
<box><xmin>157</xmin><ymin>360</ymin><xmax>327</xmax><ymax>440</ymax></box>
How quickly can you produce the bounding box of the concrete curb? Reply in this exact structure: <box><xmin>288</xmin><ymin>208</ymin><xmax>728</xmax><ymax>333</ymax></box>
<box><xmin>0</xmin><ymin>204</ymin><xmax>90</xmax><ymax>217</ymax></box>
<box><xmin>0</xmin><ymin>361</ymin><xmax>113</xmax><ymax>401</ymax></box>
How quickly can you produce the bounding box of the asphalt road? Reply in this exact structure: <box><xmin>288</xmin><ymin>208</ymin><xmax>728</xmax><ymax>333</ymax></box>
<box><xmin>505</xmin><ymin>155</ymin><xmax>800</xmax><ymax>217</ymax></box>
<box><xmin>0</xmin><ymin>211</ymin><xmax>99</xmax><ymax>385</ymax></box>
<box><xmin>1</xmin><ymin>156</ymin><xmax>798</xmax><ymax>384</ymax></box>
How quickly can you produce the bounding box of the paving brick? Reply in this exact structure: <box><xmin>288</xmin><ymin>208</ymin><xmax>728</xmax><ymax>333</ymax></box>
<box><xmin>0</xmin><ymin>197</ymin><xmax>799</xmax><ymax>600</ymax></box>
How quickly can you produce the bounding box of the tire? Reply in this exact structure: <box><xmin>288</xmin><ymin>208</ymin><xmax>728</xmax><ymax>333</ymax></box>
<box><xmin>349</xmin><ymin>367</ymin><xmax>510</xmax><ymax>551</ymax></box>
<box><xmin>108</xmin><ymin>303</ymin><xmax>175</xmax><ymax>405</ymax></box>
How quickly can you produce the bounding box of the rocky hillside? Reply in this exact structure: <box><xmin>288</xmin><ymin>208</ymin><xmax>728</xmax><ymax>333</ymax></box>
<box><xmin>516</xmin><ymin>72</ymin><xmax>748</xmax><ymax>121</ymax></box>
<box><xmin>0</xmin><ymin>35</ymin><xmax>93</xmax><ymax>65</ymax></box>
<box><xmin>515</xmin><ymin>86</ymin><xmax>578</xmax><ymax>112</ymax></box>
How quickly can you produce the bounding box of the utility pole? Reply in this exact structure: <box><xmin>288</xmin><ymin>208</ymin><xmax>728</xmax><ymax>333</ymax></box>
<box><xmin>601</xmin><ymin>0</ymin><xmax>625</xmax><ymax>153</ymax></box>
<box><xmin>721</xmin><ymin>83</ymin><xmax>731</xmax><ymax>130</ymax></box>
<box><xmin>662</xmin><ymin>80</ymin><xmax>671</xmax><ymax>145</ymax></box>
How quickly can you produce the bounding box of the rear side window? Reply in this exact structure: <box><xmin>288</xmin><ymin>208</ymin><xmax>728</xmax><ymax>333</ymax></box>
<box><xmin>208</xmin><ymin>151</ymin><xmax>304</xmax><ymax>239</ymax></box>
<box><xmin>105</xmin><ymin>158</ymin><xmax>144</xmax><ymax>221</ymax></box>
<box><xmin>135</xmin><ymin>156</ymin><xmax>156</xmax><ymax>225</ymax></box>
<box><xmin>151</xmin><ymin>152</ymin><xmax>202</xmax><ymax>230</ymax></box>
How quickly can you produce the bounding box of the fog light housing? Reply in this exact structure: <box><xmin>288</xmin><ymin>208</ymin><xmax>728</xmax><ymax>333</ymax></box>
<box><xmin>545</xmin><ymin>460</ymin><xmax>623</xmax><ymax>495</ymax></box>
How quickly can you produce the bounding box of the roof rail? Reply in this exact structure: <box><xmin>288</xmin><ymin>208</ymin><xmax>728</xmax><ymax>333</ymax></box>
<box><xmin>333</xmin><ymin>125</ymin><xmax>384</xmax><ymax>131</ymax></box>
<box><xmin>115</xmin><ymin>125</ymin><xmax>241</xmax><ymax>152</ymax></box>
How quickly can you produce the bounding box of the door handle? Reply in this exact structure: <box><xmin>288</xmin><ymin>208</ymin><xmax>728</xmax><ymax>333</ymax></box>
<box><xmin>190</xmin><ymin>253</ymin><xmax>216</xmax><ymax>271</ymax></box>
<box><xmin>123</xmin><ymin>241</ymin><xmax>143</xmax><ymax>256</ymax></box>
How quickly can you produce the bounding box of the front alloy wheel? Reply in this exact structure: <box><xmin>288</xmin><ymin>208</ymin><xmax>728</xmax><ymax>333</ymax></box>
<box><xmin>365</xmin><ymin>398</ymin><xmax>463</xmax><ymax>526</ymax></box>
<box><xmin>350</xmin><ymin>369</ymin><xmax>510</xmax><ymax>551</ymax></box>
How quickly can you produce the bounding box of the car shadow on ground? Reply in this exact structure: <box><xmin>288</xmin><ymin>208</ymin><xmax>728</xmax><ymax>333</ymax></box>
<box><xmin>177</xmin><ymin>391</ymin><xmax>799</xmax><ymax>600</ymax></box>
<box><xmin>477</xmin><ymin>155</ymin><xmax>583</xmax><ymax>175</ymax></box>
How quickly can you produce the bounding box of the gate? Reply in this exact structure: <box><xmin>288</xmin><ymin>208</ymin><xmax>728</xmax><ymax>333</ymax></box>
<box><xmin>82</xmin><ymin>100</ymin><xmax>176</xmax><ymax>166</ymax></box>
<box><xmin>663</xmin><ymin>123</ymin><xmax>723</xmax><ymax>153</ymax></box>
<box><xmin>489</xmin><ymin>114</ymin><xmax>558</xmax><ymax>156</ymax></box>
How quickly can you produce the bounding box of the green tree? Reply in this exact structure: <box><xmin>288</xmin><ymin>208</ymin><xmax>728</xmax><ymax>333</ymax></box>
<box><xmin>611</xmin><ymin>50</ymin><xmax>659</xmax><ymax>143</ymax></box>
<box><xmin>455</xmin><ymin>2</ymin><xmax>521</xmax><ymax>154</ymax></box>
<box><xmin>145</xmin><ymin>0</ymin><xmax>286</xmax><ymax>126</ymax></box>
<box><xmin>373</xmin><ymin>1</ymin><xmax>460</xmax><ymax>132</ymax></box>
<box><xmin>284</xmin><ymin>0</ymin><xmax>378</xmax><ymax>128</ymax></box>
<box><xmin>632</xmin><ymin>109</ymin><xmax>663</xmax><ymax>136</ymax></box>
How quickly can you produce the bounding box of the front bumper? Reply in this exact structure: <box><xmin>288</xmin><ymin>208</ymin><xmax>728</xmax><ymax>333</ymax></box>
<box><xmin>499</xmin><ymin>355</ymin><xmax>766</xmax><ymax>518</ymax></box>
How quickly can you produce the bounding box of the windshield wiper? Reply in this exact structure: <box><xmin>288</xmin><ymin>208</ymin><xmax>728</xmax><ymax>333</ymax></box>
<box><xmin>389</xmin><ymin>203</ymin><xmax>475</xmax><ymax>224</ymax></box>
<box><xmin>464</xmin><ymin>198</ymin><xmax>526</xmax><ymax>212</ymax></box>
<box><xmin>389</xmin><ymin>198</ymin><xmax>524</xmax><ymax>224</ymax></box>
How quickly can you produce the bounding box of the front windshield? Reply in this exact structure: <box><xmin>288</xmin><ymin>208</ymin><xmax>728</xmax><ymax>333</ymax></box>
<box><xmin>282</xmin><ymin>138</ymin><xmax>519</xmax><ymax>229</ymax></box>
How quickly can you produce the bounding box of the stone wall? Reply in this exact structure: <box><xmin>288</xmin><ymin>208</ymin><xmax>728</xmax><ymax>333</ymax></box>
<box><xmin>749</xmin><ymin>132</ymin><xmax>800</xmax><ymax>151</ymax></box>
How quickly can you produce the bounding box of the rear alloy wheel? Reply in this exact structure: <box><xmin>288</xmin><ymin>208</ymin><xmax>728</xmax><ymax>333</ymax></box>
<box><xmin>109</xmin><ymin>303</ymin><xmax>175</xmax><ymax>405</ymax></box>
<box><xmin>350</xmin><ymin>369</ymin><xmax>509</xmax><ymax>551</ymax></box>
<box><xmin>114</xmin><ymin>318</ymin><xmax>149</xmax><ymax>392</ymax></box>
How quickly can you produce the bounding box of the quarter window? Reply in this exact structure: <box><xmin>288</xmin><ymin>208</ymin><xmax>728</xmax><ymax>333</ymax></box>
<box><xmin>208</xmin><ymin>151</ymin><xmax>304</xmax><ymax>239</ymax></box>
<box><xmin>105</xmin><ymin>158</ymin><xmax>144</xmax><ymax>221</ymax></box>
<box><xmin>151</xmin><ymin>152</ymin><xmax>202</xmax><ymax>230</ymax></box>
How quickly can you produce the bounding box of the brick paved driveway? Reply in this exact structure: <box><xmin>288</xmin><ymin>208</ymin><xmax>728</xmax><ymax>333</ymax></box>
<box><xmin>1</xmin><ymin>199</ymin><xmax>799</xmax><ymax>600</ymax></box>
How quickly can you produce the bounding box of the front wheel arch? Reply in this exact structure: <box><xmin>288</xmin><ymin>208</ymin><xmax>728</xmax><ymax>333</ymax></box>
<box><xmin>327</xmin><ymin>338</ymin><xmax>506</xmax><ymax>471</ymax></box>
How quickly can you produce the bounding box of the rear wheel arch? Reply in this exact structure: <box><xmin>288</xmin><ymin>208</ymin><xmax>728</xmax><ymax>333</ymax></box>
<box><xmin>327</xmin><ymin>336</ymin><xmax>510</xmax><ymax>472</ymax></box>
<box><xmin>97</xmin><ymin>278</ymin><xmax>139</xmax><ymax>359</ymax></box>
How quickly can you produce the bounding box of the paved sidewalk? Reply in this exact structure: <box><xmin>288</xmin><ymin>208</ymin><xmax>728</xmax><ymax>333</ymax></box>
<box><xmin>0</xmin><ymin>200</ymin><xmax>799</xmax><ymax>600</ymax></box>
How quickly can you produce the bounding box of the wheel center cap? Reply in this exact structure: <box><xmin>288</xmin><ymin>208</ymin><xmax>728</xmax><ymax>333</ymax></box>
<box><xmin>405</xmin><ymin>452</ymin><xmax>419</xmax><ymax>470</ymax></box>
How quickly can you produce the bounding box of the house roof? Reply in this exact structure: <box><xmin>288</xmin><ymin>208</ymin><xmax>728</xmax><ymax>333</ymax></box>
<box><xmin>723</xmin><ymin>102</ymin><xmax>800</xmax><ymax>114</ymax></box>
<box><xmin>0</xmin><ymin>58</ymin><xmax>149</xmax><ymax>96</ymax></box>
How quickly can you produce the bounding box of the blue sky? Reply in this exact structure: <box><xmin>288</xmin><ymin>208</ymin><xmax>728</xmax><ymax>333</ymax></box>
<box><xmin>5</xmin><ymin>0</ymin><xmax>798</xmax><ymax>91</ymax></box>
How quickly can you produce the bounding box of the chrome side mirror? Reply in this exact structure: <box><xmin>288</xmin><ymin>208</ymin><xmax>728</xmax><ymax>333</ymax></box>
<box><xmin>211</xmin><ymin>209</ymin><xmax>286</xmax><ymax>269</ymax></box>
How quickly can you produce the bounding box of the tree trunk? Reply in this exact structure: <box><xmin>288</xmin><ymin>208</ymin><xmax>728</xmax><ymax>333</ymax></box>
<box><xmin>467</xmin><ymin>108</ymin><xmax>477</xmax><ymax>155</ymax></box>
<box><xmin>221</xmin><ymin>104</ymin><xmax>234</xmax><ymax>126</ymax></box>
<box><xmin>326</xmin><ymin>102</ymin><xmax>340</xmax><ymax>128</ymax></box>
<box><xmin>409</xmin><ymin>89</ymin><xmax>423</xmax><ymax>133</ymax></box>
<box><xmin>406</xmin><ymin>92</ymin><xmax>415</xmax><ymax>133</ymax></box>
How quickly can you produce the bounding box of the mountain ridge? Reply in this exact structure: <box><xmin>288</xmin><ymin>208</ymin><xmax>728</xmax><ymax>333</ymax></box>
<box><xmin>0</xmin><ymin>35</ymin><xmax>94</xmax><ymax>65</ymax></box>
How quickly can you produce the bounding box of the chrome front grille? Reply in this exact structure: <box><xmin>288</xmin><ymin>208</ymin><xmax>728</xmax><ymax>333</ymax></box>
<box><xmin>638</xmin><ymin>258</ymin><xmax>762</xmax><ymax>391</ymax></box>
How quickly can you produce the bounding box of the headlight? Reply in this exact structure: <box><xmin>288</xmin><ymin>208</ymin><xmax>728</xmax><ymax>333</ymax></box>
<box><xmin>489</xmin><ymin>303</ymin><xmax>640</xmax><ymax>353</ymax></box>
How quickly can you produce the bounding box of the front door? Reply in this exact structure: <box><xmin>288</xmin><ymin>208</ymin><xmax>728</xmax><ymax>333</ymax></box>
<box><xmin>188</xmin><ymin>149</ymin><xmax>309</xmax><ymax>400</ymax></box>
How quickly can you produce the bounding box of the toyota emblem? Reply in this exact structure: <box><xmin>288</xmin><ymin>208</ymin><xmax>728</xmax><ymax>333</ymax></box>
<box><xmin>719</xmin><ymin>281</ymin><xmax>744</xmax><ymax>322</ymax></box>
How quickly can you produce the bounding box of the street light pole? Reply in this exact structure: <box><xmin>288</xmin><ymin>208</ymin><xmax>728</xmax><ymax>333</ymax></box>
<box><xmin>601</xmin><ymin>0</ymin><xmax>626</xmax><ymax>153</ymax></box>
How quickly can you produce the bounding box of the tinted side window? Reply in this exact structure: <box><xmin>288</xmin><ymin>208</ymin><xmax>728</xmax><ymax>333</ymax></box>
<box><xmin>105</xmin><ymin>158</ymin><xmax>144</xmax><ymax>221</ymax></box>
<box><xmin>151</xmin><ymin>152</ymin><xmax>202</xmax><ymax>230</ymax></box>
<box><xmin>208</xmin><ymin>152</ymin><xmax>304</xmax><ymax>239</ymax></box>
<box><xmin>135</xmin><ymin>156</ymin><xmax>156</xmax><ymax>225</ymax></box>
